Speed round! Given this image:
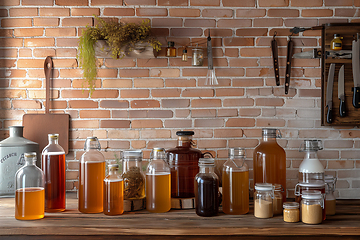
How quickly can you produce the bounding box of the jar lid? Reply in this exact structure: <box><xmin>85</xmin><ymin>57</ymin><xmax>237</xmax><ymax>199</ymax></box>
<box><xmin>255</xmin><ymin>183</ymin><xmax>273</xmax><ymax>191</ymax></box>
<box><xmin>228</xmin><ymin>147</ymin><xmax>245</xmax><ymax>157</ymax></box>
<box><xmin>299</xmin><ymin>139</ymin><xmax>323</xmax><ymax>152</ymax></box>
<box><xmin>301</xmin><ymin>190</ymin><xmax>323</xmax><ymax>199</ymax></box>
<box><xmin>48</xmin><ymin>133</ymin><xmax>59</xmax><ymax>139</ymax></box>
<box><xmin>176</xmin><ymin>131</ymin><xmax>194</xmax><ymax>136</ymax></box>
<box><xmin>283</xmin><ymin>202</ymin><xmax>299</xmax><ymax>209</ymax></box>
<box><xmin>121</xmin><ymin>150</ymin><xmax>143</xmax><ymax>160</ymax></box>
<box><xmin>262</xmin><ymin>128</ymin><xmax>281</xmax><ymax>138</ymax></box>
<box><xmin>297</xmin><ymin>181</ymin><xmax>325</xmax><ymax>188</ymax></box>
<box><xmin>273</xmin><ymin>183</ymin><xmax>283</xmax><ymax>191</ymax></box>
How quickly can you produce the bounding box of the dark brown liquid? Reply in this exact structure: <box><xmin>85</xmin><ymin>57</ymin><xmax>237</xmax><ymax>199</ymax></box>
<box><xmin>195</xmin><ymin>174</ymin><xmax>219</xmax><ymax>217</ymax></box>
<box><xmin>167</xmin><ymin>143</ymin><xmax>202</xmax><ymax>198</ymax></box>
<box><xmin>42</xmin><ymin>154</ymin><xmax>66</xmax><ymax>212</ymax></box>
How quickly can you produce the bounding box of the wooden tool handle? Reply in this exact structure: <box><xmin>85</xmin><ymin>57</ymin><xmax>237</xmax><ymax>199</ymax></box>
<box><xmin>271</xmin><ymin>38</ymin><xmax>280</xmax><ymax>86</ymax></box>
<box><xmin>44</xmin><ymin>56</ymin><xmax>52</xmax><ymax>114</ymax></box>
<box><xmin>285</xmin><ymin>38</ymin><xmax>294</xmax><ymax>94</ymax></box>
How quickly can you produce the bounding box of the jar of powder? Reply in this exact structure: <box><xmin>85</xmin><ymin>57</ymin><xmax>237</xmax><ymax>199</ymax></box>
<box><xmin>273</xmin><ymin>184</ymin><xmax>283</xmax><ymax>215</ymax></box>
<box><xmin>301</xmin><ymin>190</ymin><xmax>323</xmax><ymax>224</ymax></box>
<box><xmin>283</xmin><ymin>202</ymin><xmax>299</xmax><ymax>223</ymax></box>
<box><xmin>254</xmin><ymin>183</ymin><xmax>273</xmax><ymax>218</ymax></box>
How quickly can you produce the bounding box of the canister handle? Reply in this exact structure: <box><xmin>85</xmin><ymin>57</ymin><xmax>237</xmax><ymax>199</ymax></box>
<box><xmin>276</xmin><ymin>129</ymin><xmax>282</xmax><ymax>138</ymax></box>
<box><xmin>294</xmin><ymin>183</ymin><xmax>301</xmax><ymax>196</ymax></box>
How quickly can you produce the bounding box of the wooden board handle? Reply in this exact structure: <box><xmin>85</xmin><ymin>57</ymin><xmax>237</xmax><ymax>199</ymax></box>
<box><xmin>44</xmin><ymin>56</ymin><xmax>52</xmax><ymax>114</ymax></box>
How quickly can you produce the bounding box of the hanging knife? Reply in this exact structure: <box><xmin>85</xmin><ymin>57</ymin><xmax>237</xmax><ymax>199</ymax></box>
<box><xmin>352</xmin><ymin>37</ymin><xmax>360</xmax><ymax>108</ymax></box>
<box><xmin>285</xmin><ymin>36</ymin><xmax>293</xmax><ymax>94</ymax></box>
<box><xmin>271</xmin><ymin>34</ymin><xmax>280</xmax><ymax>86</ymax></box>
<box><xmin>326</xmin><ymin>63</ymin><xmax>336</xmax><ymax>124</ymax></box>
<box><xmin>338</xmin><ymin>65</ymin><xmax>345</xmax><ymax>117</ymax></box>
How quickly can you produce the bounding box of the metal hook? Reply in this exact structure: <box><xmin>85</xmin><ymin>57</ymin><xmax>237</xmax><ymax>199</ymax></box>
<box><xmin>273</xmin><ymin>31</ymin><xmax>277</xmax><ymax>39</ymax></box>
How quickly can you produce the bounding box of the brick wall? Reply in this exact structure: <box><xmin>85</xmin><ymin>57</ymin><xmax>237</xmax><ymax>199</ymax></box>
<box><xmin>0</xmin><ymin>0</ymin><xmax>360</xmax><ymax>198</ymax></box>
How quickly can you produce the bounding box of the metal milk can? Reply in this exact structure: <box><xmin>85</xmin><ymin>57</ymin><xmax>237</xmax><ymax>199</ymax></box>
<box><xmin>0</xmin><ymin>126</ymin><xmax>39</xmax><ymax>196</ymax></box>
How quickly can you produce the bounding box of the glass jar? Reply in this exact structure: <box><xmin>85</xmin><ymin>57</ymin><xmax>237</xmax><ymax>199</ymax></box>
<box><xmin>283</xmin><ymin>202</ymin><xmax>299</xmax><ymax>223</ymax></box>
<box><xmin>192</xmin><ymin>48</ymin><xmax>204</xmax><ymax>66</ymax></box>
<box><xmin>104</xmin><ymin>164</ymin><xmax>124</xmax><ymax>216</ymax></box>
<box><xmin>146</xmin><ymin>148</ymin><xmax>171</xmax><ymax>213</ymax></box>
<box><xmin>15</xmin><ymin>152</ymin><xmax>45</xmax><ymax>220</ymax></box>
<box><xmin>253</xmin><ymin>129</ymin><xmax>286</xmax><ymax>199</ymax></box>
<box><xmin>330</xmin><ymin>34</ymin><xmax>342</xmax><ymax>50</ymax></box>
<box><xmin>78</xmin><ymin>137</ymin><xmax>106</xmax><ymax>213</ymax></box>
<box><xmin>325</xmin><ymin>175</ymin><xmax>337</xmax><ymax>215</ymax></box>
<box><xmin>166</xmin><ymin>41</ymin><xmax>176</xmax><ymax>57</ymax></box>
<box><xmin>121</xmin><ymin>150</ymin><xmax>145</xmax><ymax>200</ymax></box>
<box><xmin>299</xmin><ymin>140</ymin><xmax>324</xmax><ymax>183</ymax></box>
<box><xmin>222</xmin><ymin>148</ymin><xmax>249</xmax><ymax>215</ymax></box>
<box><xmin>167</xmin><ymin>131</ymin><xmax>203</xmax><ymax>198</ymax></box>
<box><xmin>195</xmin><ymin>158</ymin><xmax>219</xmax><ymax>217</ymax></box>
<box><xmin>254</xmin><ymin>183</ymin><xmax>274</xmax><ymax>218</ymax></box>
<box><xmin>41</xmin><ymin>133</ymin><xmax>66</xmax><ymax>212</ymax></box>
<box><xmin>273</xmin><ymin>183</ymin><xmax>283</xmax><ymax>215</ymax></box>
<box><xmin>301</xmin><ymin>190</ymin><xmax>324</xmax><ymax>224</ymax></box>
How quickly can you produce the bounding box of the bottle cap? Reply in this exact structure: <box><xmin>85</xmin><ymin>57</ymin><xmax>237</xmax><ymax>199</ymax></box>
<box><xmin>334</xmin><ymin>34</ymin><xmax>340</xmax><ymax>37</ymax></box>
<box><xmin>228</xmin><ymin>147</ymin><xmax>245</xmax><ymax>157</ymax></box>
<box><xmin>176</xmin><ymin>131</ymin><xmax>194</xmax><ymax>136</ymax></box>
<box><xmin>283</xmin><ymin>202</ymin><xmax>299</xmax><ymax>209</ymax></box>
<box><xmin>121</xmin><ymin>150</ymin><xmax>143</xmax><ymax>161</ymax></box>
<box><xmin>24</xmin><ymin>152</ymin><xmax>37</xmax><ymax>159</ymax></box>
<box><xmin>198</xmin><ymin>158</ymin><xmax>215</xmax><ymax>166</ymax></box>
<box><xmin>84</xmin><ymin>137</ymin><xmax>101</xmax><ymax>150</ymax></box>
<box><xmin>167</xmin><ymin>41</ymin><xmax>175</xmax><ymax>47</ymax></box>
<box><xmin>48</xmin><ymin>133</ymin><xmax>59</xmax><ymax>139</ymax></box>
<box><xmin>183</xmin><ymin>49</ymin><xmax>187</xmax><ymax>53</ymax></box>
<box><xmin>255</xmin><ymin>183</ymin><xmax>273</xmax><ymax>191</ymax></box>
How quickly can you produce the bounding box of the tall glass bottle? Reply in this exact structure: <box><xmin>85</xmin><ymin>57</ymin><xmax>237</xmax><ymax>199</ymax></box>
<box><xmin>15</xmin><ymin>152</ymin><xmax>45</xmax><ymax>220</ymax></box>
<box><xmin>146</xmin><ymin>148</ymin><xmax>171</xmax><ymax>213</ymax></box>
<box><xmin>253</xmin><ymin>128</ymin><xmax>286</xmax><ymax>199</ymax></box>
<box><xmin>195</xmin><ymin>158</ymin><xmax>219</xmax><ymax>217</ymax></box>
<box><xmin>222</xmin><ymin>148</ymin><xmax>249</xmax><ymax>215</ymax></box>
<box><xmin>42</xmin><ymin>133</ymin><xmax>66</xmax><ymax>212</ymax></box>
<box><xmin>299</xmin><ymin>140</ymin><xmax>324</xmax><ymax>183</ymax></box>
<box><xmin>79</xmin><ymin>137</ymin><xmax>106</xmax><ymax>213</ymax></box>
<box><xmin>167</xmin><ymin>131</ymin><xmax>202</xmax><ymax>198</ymax></box>
<box><xmin>104</xmin><ymin>164</ymin><xmax>124</xmax><ymax>216</ymax></box>
<box><xmin>122</xmin><ymin>150</ymin><xmax>145</xmax><ymax>200</ymax></box>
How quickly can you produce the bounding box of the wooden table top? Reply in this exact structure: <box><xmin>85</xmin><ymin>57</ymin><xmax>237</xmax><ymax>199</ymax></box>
<box><xmin>0</xmin><ymin>193</ymin><xmax>359</xmax><ymax>239</ymax></box>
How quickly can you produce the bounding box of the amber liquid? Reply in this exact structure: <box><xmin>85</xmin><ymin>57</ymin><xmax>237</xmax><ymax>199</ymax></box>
<box><xmin>253</xmin><ymin>140</ymin><xmax>286</xmax><ymax>199</ymax></box>
<box><xmin>42</xmin><ymin>153</ymin><xmax>66</xmax><ymax>212</ymax></box>
<box><xmin>222</xmin><ymin>171</ymin><xmax>249</xmax><ymax>215</ymax></box>
<box><xmin>146</xmin><ymin>173</ymin><xmax>171</xmax><ymax>213</ymax></box>
<box><xmin>15</xmin><ymin>188</ymin><xmax>45</xmax><ymax>220</ymax></box>
<box><xmin>104</xmin><ymin>179</ymin><xmax>124</xmax><ymax>216</ymax></box>
<box><xmin>79</xmin><ymin>161</ymin><xmax>105</xmax><ymax>213</ymax></box>
<box><xmin>195</xmin><ymin>174</ymin><xmax>219</xmax><ymax>217</ymax></box>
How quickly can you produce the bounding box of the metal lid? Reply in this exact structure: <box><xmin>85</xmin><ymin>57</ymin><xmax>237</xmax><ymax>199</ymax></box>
<box><xmin>262</xmin><ymin>128</ymin><xmax>281</xmax><ymax>138</ymax></box>
<box><xmin>0</xmin><ymin>126</ymin><xmax>38</xmax><ymax>147</ymax></box>
<box><xmin>198</xmin><ymin>158</ymin><xmax>215</xmax><ymax>166</ymax></box>
<box><xmin>84</xmin><ymin>137</ymin><xmax>101</xmax><ymax>150</ymax></box>
<box><xmin>301</xmin><ymin>190</ymin><xmax>323</xmax><ymax>199</ymax></box>
<box><xmin>255</xmin><ymin>183</ymin><xmax>273</xmax><ymax>191</ymax></box>
<box><xmin>121</xmin><ymin>150</ymin><xmax>143</xmax><ymax>161</ymax></box>
<box><xmin>299</xmin><ymin>140</ymin><xmax>323</xmax><ymax>152</ymax></box>
<box><xmin>297</xmin><ymin>181</ymin><xmax>326</xmax><ymax>188</ymax></box>
<box><xmin>176</xmin><ymin>131</ymin><xmax>194</xmax><ymax>136</ymax></box>
<box><xmin>228</xmin><ymin>147</ymin><xmax>245</xmax><ymax>157</ymax></box>
<box><xmin>24</xmin><ymin>152</ymin><xmax>37</xmax><ymax>159</ymax></box>
<box><xmin>283</xmin><ymin>202</ymin><xmax>299</xmax><ymax>209</ymax></box>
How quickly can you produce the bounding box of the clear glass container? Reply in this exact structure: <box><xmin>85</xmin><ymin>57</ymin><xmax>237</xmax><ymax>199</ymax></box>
<box><xmin>254</xmin><ymin>183</ymin><xmax>274</xmax><ymax>218</ymax></box>
<box><xmin>301</xmin><ymin>190</ymin><xmax>324</xmax><ymax>224</ymax></box>
<box><xmin>253</xmin><ymin>129</ymin><xmax>286</xmax><ymax>199</ymax></box>
<box><xmin>182</xmin><ymin>48</ymin><xmax>188</xmax><ymax>62</ymax></box>
<box><xmin>121</xmin><ymin>150</ymin><xmax>145</xmax><ymax>200</ymax></box>
<box><xmin>166</xmin><ymin>41</ymin><xmax>176</xmax><ymax>57</ymax></box>
<box><xmin>15</xmin><ymin>152</ymin><xmax>45</xmax><ymax>220</ymax></box>
<box><xmin>325</xmin><ymin>175</ymin><xmax>337</xmax><ymax>215</ymax></box>
<box><xmin>146</xmin><ymin>148</ymin><xmax>171</xmax><ymax>213</ymax></box>
<box><xmin>222</xmin><ymin>148</ymin><xmax>249</xmax><ymax>215</ymax></box>
<box><xmin>273</xmin><ymin>183</ymin><xmax>283</xmax><ymax>215</ymax></box>
<box><xmin>79</xmin><ymin>137</ymin><xmax>106</xmax><ymax>213</ymax></box>
<box><xmin>299</xmin><ymin>140</ymin><xmax>324</xmax><ymax>183</ymax></box>
<box><xmin>167</xmin><ymin>131</ymin><xmax>203</xmax><ymax>198</ymax></box>
<box><xmin>192</xmin><ymin>48</ymin><xmax>204</xmax><ymax>66</ymax></box>
<box><xmin>330</xmin><ymin>34</ymin><xmax>342</xmax><ymax>50</ymax></box>
<box><xmin>42</xmin><ymin>133</ymin><xmax>66</xmax><ymax>212</ymax></box>
<box><xmin>104</xmin><ymin>164</ymin><xmax>124</xmax><ymax>216</ymax></box>
<box><xmin>195</xmin><ymin>158</ymin><xmax>219</xmax><ymax>217</ymax></box>
<box><xmin>283</xmin><ymin>202</ymin><xmax>299</xmax><ymax>223</ymax></box>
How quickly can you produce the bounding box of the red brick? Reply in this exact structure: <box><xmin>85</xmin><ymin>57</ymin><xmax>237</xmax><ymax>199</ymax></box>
<box><xmin>134</xmin><ymin>79</ymin><xmax>163</xmax><ymax>88</ymax></box>
<box><xmin>0</xmin><ymin>38</ymin><xmax>21</xmax><ymax>47</ymax></box>
<box><xmin>291</xmin><ymin>0</ymin><xmax>322</xmax><ymax>6</ymax></box>
<box><xmin>33</xmin><ymin>18</ymin><xmax>59</xmax><ymax>26</ymax></box>
<box><xmin>0</xmin><ymin>59</ymin><xmax>15</xmax><ymax>68</ymax></box>
<box><xmin>223</xmin><ymin>38</ymin><xmax>254</xmax><ymax>47</ymax></box>
<box><xmin>325</xmin><ymin>0</ymin><xmax>352</xmax><ymax>6</ymax></box>
<box><xmin>1</xmin><ymin>18</ymin><xmax>31</xmax><ymax>27</ymax></box>
<box><xmin>150</xmin><ymin>68</ymin><xmax>180</xmax><ymax>78</ymax></box>
<box><xmin>162</xmin><ymin>99</ymin><xmax>190</xmax><ymax>108</ymax></box>
<box><xmin>217</xmin><ymin>19</ymin><xmax>251</xmax><ymax>28</ymax></box>
<box><xmin>101</xmin><ymin>120</ymin><xmax>131</xmax><ymax>128</ymax></box>
<box><xmin>254</xmin><ymin>18</ymin><xmax>283</xmax><ymax>27</ymax></box>
<box><xmin>12</xmin><ymin>100</ymin><xmax>42</xmax><ymax>109</ymax></box>
<box><xmin>119</xmin><ymin>69</ymin><xmax>148</xmax><ymax>78</ymax></box>
<box><xmin>102</xmin><ymin>79</ymin><xmax>132</xmax><ymax>88</ymax></box>
<box><xmin>191</xmin><ymin>109</ymin><xmax>216</xmax><ymax>118</ymax></box>
<box><xmin>40</xmin><ymin>8</ymin><xmax>70</xmax><ymax>16</ymax></box>
<box><xmin>214</xmin><ymin>129</ymin><xmax>243</xmax><ymax>138</ymax></box>
<box><xmin>152</xmin><ymin>89</ymin><xmax>181</xmax><ymax>97</ymax></box>
<box><xmin>185</xmin><ymin>19</ymin><xmax>216</xmax><ymax>28</ymax></box>
<box><xmin>62</xmin><ymin>17</ymin><xmax>92</xmax><ymax>26</ymax></box>
<box><xmin>132</xmin><ymin>119</ymin><xmax>162</xmax><ymax>128</ymax></box>
<box><xmin>152</xmin><ymin>18</ymin><xmax>182</xmax><ymax>27</ymax></box>
<box><xmin>284</xmin><ymin>18</ymin><xmax>318</xmax><ymax>28</ymax></box>
<box><xmin>217</xmin><ymin>109</ymin><xmax>238</xmax><ymax>117</ymax></box>
<box><xmin>233</xmin><ymin>78</ymin><xmax>263</xmax><ymax>87</ymax></box>
<box><xmin>131</xmin><ymin>100</ymin><xmax>160</xmax><ymax>108</ymax></box>
<box><xmin>236</xmin><ymin>9</ymin><xmax>266</xmax><ymax>17</ymax></box>
<box><xmin>335</xmin><ymin>8</ymin><xmax>356</xmax><ymax>17</ymax></box>
<box><xmin>9</xmin><ymin>8</ymin><xmax>37</xmax><ymax>16</ymax></box>
<box><xmin>169</xmin><ymin>8</ymin><xmax>200</xmax><ymax>17</ymax></box>
<box><xmin>202</xmin><ymin>9</ymin><xmax>232</xmax><ymax>18</ymax></box>
<box><xmin>22</xmin><ymin>0</ymin><xmax>52</xmax><ymax>5</ymax></box>
<box><xmin>100</xmin><ymin>100</ymin><xmax>129</xmax><ymax>108</ymax></box>
<box><xmin>236</xmin><ymin>28</ymin><xmax>267</xmax><ymax>37</ymax></box>
<box><xmin>0</xmin><ymin>29</ymin><xmax>12</xmax><ymax>37</ymax></box>
<box><xmin>258</xmin><ymin>0</ymin><xmax>289</xmax><ymax>7</ymax></box>
<box><xmin>216</xmin><ymin>68</ymin><xmax>245</xmax><ymax>77</ymax></box>
<box><xmin>165</xmin><ymin>79</ymin><xmax>196</xmax><ymax>87</ymax></box>
<box><xmin>158</xmin><ymin>0</ymin><xmax>187</xmax><ymax>5</ymax></box>
<box><xmin>17</xmin><ymin>59</ymin><xmax>45</xmax><ymax>68</ymax></box>
<box><xmin>80</xmin><ymin>110</ymin><xmax>110</xmax><ymax>118</ymax></box>
<box><xmin>11</xmin><ymin>80</ymin><xmax>42</xmax><ymax>88</ymax></box>
<box><xmin>190</xmin><ymin>0</ymin><xmax>219</xmax><ymax>6</ymax></box>
<box><xmin>28</xmin><ymin>90</ymin><xmax>59</xmax><ymax>99</ymax></box>
<box><xmin>136</xmin><ymin>7</ymin><xmax>167</xmax><ymax>16</ymax></box>
<box><xmin>239</xmin><ymin>108</ymin><xmax>261</xmax><ymax>117</ymax></box>
<box><xmin>194</xmin><ymin>119</ymin><xmax>224</xmax><ymax>127</ymax></box>
<box><xmin>215</xmin><ymin>88</ymin><xmax>244</xmax><ymax>97</ymax></box>
<box><xmin>124</xmin><ymin>0</ymin><xmax>155</xmax><ymax>5</ymax></box>
<box><xmin>182</xmin><ymin>89</ymin><xmax>214</xmax><ymax>97</ymax></box>
<box><xmin>256</xmin><ymin>98</ymin><xmax>284</xmax><ymax>106</ymax></box>
<box><xmin>69</xmin><ymin>100</ymin><xmax>98</xmax><ymax>108</ymax></box>
<box><xmin>90</xmin><ymin>90</ymin><xmax>119</xmax><ymax>98</ymax></box>
<box><xmin>55</xmin><ymin>0</ymin><xmax>88</xmax><ymax>5</ymax></box>
<box><xmin>71</xmin><ymin>8</ymin><xmax>99</xmax><ymax>16</ymax></box>
<box><xmin>226</xmin><ymin>118</ymin><xmax>255</xmax><ymax>127</ymax></box>
<box><xmin>223</xmin><ymin>0</ymin><xmax>255</xmax><ymax>7</ymax></box>
<box><xmin>0</xmin><ymin>0</ymin><xmax>20</xmax><ymax>6</ymax></box>
<box><xmin>104</xmin><ymin>59</ymin><xmax>135</xmax><ymax>68</ymax></box>
<box><xmin>56</xmin><ymin>48</ymin><xmax>77</xmax><ymax>57</ymax></box>
<box><xmin>191</xmin><ymin>99</ymin><xmax>221</xmax><ymax>108</ymax></box>
<box><xmin>164</xmin><ymin>120</ymin><xmax>192</xmax><ymax>128</ymax></box>
<box><xmin>268</xmin><ymin>9</ymin><xmax>299</xmax><ymax>17</ymax></box>
<box><xmin>223</xmin><ymin>98</ymin><xmax>254</xmax><ymax>107</ymax></box>
<box><xmin>121</xmin><ymin>89</ymin><xmax>149</xmax><ymax>98</ymax></box>
<box><xmin>137</xmin><ymin>58</ymin><xmax>168</xmax><ymax>67</ymax></box>
<box><xmin>103</xmin><ymin>8</ymin><xmax>135</xmax><ymax>16</ymax></box>
<box><xmin>57</xmin><ymin>38</ymin><xmax>78</xmax><ymax>47</ymax></box>
<box><xmin>170</xmin><ymin>28</ymin><xmax>202</xmax><ymax>37</ymax></box>
<box><xmin>24</xmin><ymin>38</ymin><xmax>55</xmax><ymax>47</ymax></box>
<box><xmin>298</xmin><ymin>89</ymin><xmax>321</xmax><ymax>97</ymax></box>
<box><xmin>229</xmin><ymin>139</ymin><xmax>259</xmax><ymax>148</ymax></box>
<box><xmin>302</xmin><ymin>9</ymin><xmax>333</xmax><ymax>17</ymax></box>
<box><xmin>257</xmin><ymin>119</ymin><xmax>286</xmax><ymax>127</ymax></box>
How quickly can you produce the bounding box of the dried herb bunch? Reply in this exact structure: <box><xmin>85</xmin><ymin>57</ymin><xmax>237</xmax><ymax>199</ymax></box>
<box><xmin>123</xmin><ymin>166</ymin><xmax>145</xmax><ymax>200</ymax></box>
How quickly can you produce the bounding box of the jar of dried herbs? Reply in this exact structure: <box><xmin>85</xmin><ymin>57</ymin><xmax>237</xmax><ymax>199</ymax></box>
<box><xmin>121</xmin><ymin>150</ymin><xmax>145</xmax><ymax>200</ymax></box>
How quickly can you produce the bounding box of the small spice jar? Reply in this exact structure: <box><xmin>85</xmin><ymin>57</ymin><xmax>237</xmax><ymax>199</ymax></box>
<box><xmin>192</xmin><ymin>48</ymin><xmax>204</xmax><ymax>66</ymax></box>
<box><xmin>283</xmin><ymin>202</ymin><xmax>299</xmax><ymax>223</ymax></box>
<box><xmin>325</xmin><ymin>175</ymin><xmax>337</xmax><ymax>216</ymax></box>
<box><xmin>254</xmin><ymin>183</ymin><xmax>274</xmax><ymax>219</ymax></box>
<box><xmin>330</xmin><ymin>34</ymin><xmax>343</xmax><ymax>50</ymax></box>
<box><xmin>273</xmin><ymin>184</ymin><xmax>283</xmax><ymax>215</ymax></box>
<box><xmin>301</xmin><ymin>190</ymin><xmax>324</xmax><ymax>225</ymax></box>
<box><xmin>166</xmin><ymin>41</ymin><xmax>176</xmax><ymax>57</ymax></box>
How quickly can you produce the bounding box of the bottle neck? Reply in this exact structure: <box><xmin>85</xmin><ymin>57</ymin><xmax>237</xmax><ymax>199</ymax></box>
<box><xmin>262</xmin><ymin>136</ymin><xmax>276</xmax><ymax>142</ymax></box>
<box><xmin>49</xmin><ymin>138</ymin><xmax>59</xmax><ymax>145</ymax></box>
<box><xmin>109</xmin><ymin>169</ymin><xmax>119</xmax><ymax>176</ymax></box>
<box><xmin>123</xmin><ymin>159</ymin><xmax>141</xmax><ymax>170</ymax></box>
<box><xmin>304</xmin><ymin>151</ymin><xmax>318</xmax><ymax>159</ymax></box>
<box><xmin>199</xmin><ymin>165</ymin><xmax>215</xmax><ymax>174</ymax></box>
<box><xmin>177</xmin><ymin>136</ymin><xmax>192</xmax><ymax>147</ymax></box>
<box><xmin>24</xmin><ymin>159</ymin><xmax>36</xmax><ymax>166</ymax></box>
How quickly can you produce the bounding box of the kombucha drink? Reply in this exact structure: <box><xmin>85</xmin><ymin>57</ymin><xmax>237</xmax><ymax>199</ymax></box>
<box><xmin>79</xmin><ymin>161</ymin><xmax>106</xmax><ymax>213</ymax></box>
<box><xmin>195</xmin><ymin>174</ymin><xmax>219</xmax><ymax>217</ymax></box>
<box><xmin>104</xmin><ymin>179</ymin><xmax>124</xmax><ymax>215</ymax></box>
<box><xmin>222</xmin><ymin>170</ymin><xmax>249</xmax><ymax>215</ymax></box>
<box><xmin>15</xmin><ymin>187</ymin><xmax>45</xmax><ymax>220</ymax></box>
<box><xmin>146</xmin><ymin>172</ymin><xmax>171</xmax><ymax>213</ymax></box>
<box><xmin>42</xmin><ymin>153</ymin><xmax>66</xmax><ymax>212</ymax></box>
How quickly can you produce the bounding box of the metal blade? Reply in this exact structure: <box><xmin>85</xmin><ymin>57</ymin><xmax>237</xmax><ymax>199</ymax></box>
<box><xmin>326</xmin><ymin>63</ymin><xmax>336</xmax><ymax>107</ymax></box>
<box><xmin>352</xmin><ymin>39</ymin><xmax>360</xmax><ymax>87</ymax></box>
<box><xmin>338</xmin><ymin>65</ymin><xmax>345</xmax><ymax>101</ymax></box>
<box><xmin>292</xmin><ymin>49</ymin><xmax>321</xmax><ymax>59</ymax></box>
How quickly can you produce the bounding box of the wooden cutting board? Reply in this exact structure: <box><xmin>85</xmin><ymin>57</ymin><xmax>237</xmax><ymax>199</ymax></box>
<box><xmin>23</xmin><ymin>56</ymin><xmax>69</xmax><ymax>154</ymax></box>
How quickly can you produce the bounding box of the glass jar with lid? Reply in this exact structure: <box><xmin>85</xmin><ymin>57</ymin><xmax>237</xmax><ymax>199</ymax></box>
<box><xmin>325</xmin><ymin>175</ymin><xmax>337</xmax><ymax>215</ymax></box>
<box><xmin>192</xmin><ymin>48</ymin><xmax>204</xmax><ymax>66</ymax></box>
<box><xmin>222</xmin><ymin>148</ymin><xmax>249</xmax><ymax>215</ymax></box>
<box><xmin>104</xmin><ymin>164</ymin><xmax>124</xmax><ymax>216</ymax></box>
<box><xmin>121</xmin><ymin>150</ymin><xmax>145</xmax><ymax>200</ymax></box>
<box><xmin>299</xmin><ymin>140</ymin><xmax>324</xmax><ymax>183</ymax></box>
<box><xmin>273</xmin><ymin>183</ymin><xmax>283</xmax><ymax>215</ymax></box>
<box><xmin>283</xmin><ymin>202</ymin><xmax>299</xmax><ymax>223</ymax></box>
<box><xmin>254</xmin><ymin>183</ymin><xmax>274</xmax><ymax>218</ymax></box>
<box><xmin>253</xmin><ymin>129</ymin><xmax>286</xmax><ymax>200</ymax></box>
<box><xmin>301</xmin><ymin>190</ymin><xmax>324</xmax><ymax>224</ymax></box>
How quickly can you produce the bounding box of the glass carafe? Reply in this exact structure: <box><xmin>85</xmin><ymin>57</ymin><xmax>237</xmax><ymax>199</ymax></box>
<box><xmin>79</xmin><ymin>137</ymin><xmax>106</xmax><ymax>213</ymax></box>
<box><xmin>222</xmin><ymin>148</ymin><xmax>249</xmax><ymax>215</ymax></box>
<box><xmin>104</xmin><ymin>164</ymin><xmax>124</xmax><ymax>216</ymax></box>
<box><xmin>253</xmin><ymin>129</ymin><xmax>286</xmax><ymax>199</ymax></box>
<box><xmin>15</xmin><ymin>152</ymin><xmax>45</xmax><ymax>220</ymax></box>
<box><xmin>299</xmin><ymin>140</ymin><xmax>324</xmax><ymax>183</ymax></box>
<box><xmin>146</xmin><ymin>148</ymin><xmax>171</xmax><ymax>213</ymax></box>
<box><xmin>167</xmin><ymin>131</ymin><xmax>202</xmax><ymax>198</ymax></box>
<box><xmin>42</xmin><ymin>133</ymin><xmax>66</xmax><ymax>212</ymax></box>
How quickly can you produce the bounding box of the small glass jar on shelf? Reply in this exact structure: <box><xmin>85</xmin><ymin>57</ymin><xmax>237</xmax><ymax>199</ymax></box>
<box><xmin>166</xmin><ymin>41</ymin><xmax>176</xmax><ymax>57</ymax></box>
<box><xmin>254</xmin><ymin>183</ymin><xmax>274</xmax><ymax>219</ymax></box>
<box><xmin>283</xmin><ymin>202</ymin><xmax>299</xmax><ymax>223</ymax></box>
<box><xmin>301</xmin><ymin>190</ymin><xmax>324</xmax><ymax>225</ymax></box>
<box><xmin>104</xmin><ymin>164</ymin><xmax>124</xmax><ymax>216</ymax></box>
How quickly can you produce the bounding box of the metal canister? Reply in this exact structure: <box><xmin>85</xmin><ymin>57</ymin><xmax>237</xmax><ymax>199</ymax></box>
<box><xmin>0</xmin><ymin>126</ymin><xmax>39</xmax><ymax>196</ymax></box>
<box><xmin>192</xmin><ymin>48</ymin><xmax>204</xmax><ymax>66</ymax></box>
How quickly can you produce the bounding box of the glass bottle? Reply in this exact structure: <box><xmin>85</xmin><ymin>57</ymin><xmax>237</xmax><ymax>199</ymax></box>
<box><xmin>79</xmin><ymin>137</ymin><xmax>106</xmax><ymax>213</ymax></box>
<box><xmin>15</xmin><ymin>152</ymin><xmax>45</xmax><ymax>220</ymax></box>
<box><xmin>301</xmin><ymin>190</ymin><xmax>324</xmax><ymax>225</ymax></box>
<box><xmin>325</xmin><ymin>175</ymin><xmax>337</xmax><ymax>215</ymax></box>
<box><xmin>166</xmin><ymin>41</ymin><xmax>176</xmax><ymax>57</ymax></box>
<box><xmin>330</xmin><ymin>34</ymin><xmax>342</xmax><ymax>50</ymax></box>
<box><xmin>104</xmin><ymin>164</ymin><xmax>124</xmax><ymax>216</ymax></box>
<box><xmin>122</xmin><ymin>150</ymin><xmax>145</xmax><ymax>200</ymax></box>
<box><xmin>167</xmin><ymin>131</ymin><xmax>203</xmax><ymax>198</ymax></box>
<box><xmin>273</xmin><ymin>183</ymin><xmax>283</xmax><ymax>215</ymax></box>
<box><xmin>146</xmin><ymin>148</ymin><xmax>171</xmax><ymax>213</ymax></box>
<box><xmin>222</xmin><ymin>148</ymin><xmax>249</xmax><ymax>215</ymax></box>
<box><xmin>299</xmin><ymin>140</ymin><xmax>324</xmax><ymax>183</ymax></box>
<box><xmin>283</xmin><ymin>202</ymin><xmax>299</xmax><ymax>223</ymax></box>
<box><xmin>195</xmin><ymin>158</ymin><xmax>219</xmax><ymax>217</ymax></box>
<box><xmin>253</xmin><ymin>128</ymin><xmax>286</xmax><ymax>199</ymax></box>
<box><xmin>42</xmin><ymin>133</ymin><xmax>66</xmax><ymax>212</ymax></box>
<box><xmin>254</xmin><ymin>183</ymin><xmax>274</xmax><ymax>218</ymax></box>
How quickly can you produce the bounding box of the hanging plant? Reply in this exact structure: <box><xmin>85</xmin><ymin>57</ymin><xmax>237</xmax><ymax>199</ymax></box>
<box><xmin>77</xmin><ymin>16</ymin><xmax>162</xmax><ymax>95</ymax></box>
